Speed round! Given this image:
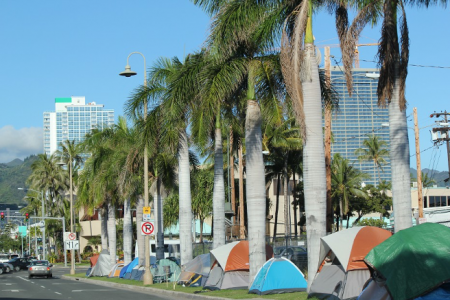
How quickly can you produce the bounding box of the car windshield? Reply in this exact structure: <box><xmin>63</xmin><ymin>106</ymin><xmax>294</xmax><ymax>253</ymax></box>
<box><xmin>9</xmin><ymin>258</ymin><xmax>19</xmax><ymax>262</ymax></box>
<box><xmin>31</xmin><ymin>261</ymin><xmax>49</xmax><ymax>266</ymax></box>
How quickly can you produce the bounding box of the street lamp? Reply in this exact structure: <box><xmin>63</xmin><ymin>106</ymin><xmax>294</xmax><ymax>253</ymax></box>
<box><xmin>119</xmin><ymin>52</ymin><xmax>153</xmax><ymax>285</ymax></box>
<box><xmin>18</xmin><ymin>188</ymin><xmax>45</xmax><ymax>260</ymax></box>
<box><xmin>57</xmin><ymin>159</ymin><xmax>75</xmax><ymax>275</ymax></box>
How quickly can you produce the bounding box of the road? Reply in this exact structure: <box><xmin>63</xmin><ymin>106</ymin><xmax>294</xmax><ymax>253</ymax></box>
<box><xmin>0</xmin><ymin>266</ymin><xmax>173</xmax><ymax>300</ymax></box>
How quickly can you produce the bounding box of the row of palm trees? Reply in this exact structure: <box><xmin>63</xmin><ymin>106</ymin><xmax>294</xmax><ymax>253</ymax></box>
<box><xmin>22</xmin><ymin>0</ymin><xmax>444</xmax><ymax>288</ymax></box>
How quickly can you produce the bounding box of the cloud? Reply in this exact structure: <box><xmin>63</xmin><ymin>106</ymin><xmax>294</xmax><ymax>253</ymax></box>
<box><xmin>0</xmin><ymin>126</ymin><xmax>43</xmax><ymax>163</ymax></box>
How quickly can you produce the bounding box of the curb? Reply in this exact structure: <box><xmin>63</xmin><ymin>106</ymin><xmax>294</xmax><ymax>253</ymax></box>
<box><xmin>61</xmin><ymin>275</ymin><xmax>234</xmax><ymax>300</ymax></box>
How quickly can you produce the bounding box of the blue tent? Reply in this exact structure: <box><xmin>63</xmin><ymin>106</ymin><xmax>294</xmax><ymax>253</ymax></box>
<box><xmin>249</xmin><ymin>257</ymin><xmax>307</xmax><ymax>295</ymax></box>
<box><xmin>120</xmin><ymin>256</ymin><xmax>156</xmax><ymax>279</ymax></box>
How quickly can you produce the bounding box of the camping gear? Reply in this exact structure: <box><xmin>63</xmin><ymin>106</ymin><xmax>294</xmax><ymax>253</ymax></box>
<box><xmin>249</xmin><ymin>257</ymin><xmax>307</xmax><ymax>295</ymax></box>
<box><xmin>364</xmin><ymin>223</ymin><xmax>450</xmax><ymax>300</ymax></box>
<box><xmin>204</xmin><ymin>241</ymin><xmax>273</xmax><ymax>290</ymax></box>
<box><xmin>178</xmin><ymin>253</ymin><xmax>211</xmax><ymax>287</ymax></box>
<box><xmin>87</xmin><ymin>249</ymin><xmax>112</xmax><ymax>277</ymax></box>
<box><xmin>120</xmin><ymin>256</ymin><xmax>156</xmax><ymax>279</ymax></box>
<box><xmin>309</xmin><ymin>226</ymin><xmax>392</xmax><ymax>300</ymax></box>
<box><xmin>151</xmin><ymin>258</ymin><xmax>181</xmax><ymax>283</ymax></box>
<box><xmin>108</xmin><ymin>262</ymin><xmax>124</xmax><ymax>278</ymax></box>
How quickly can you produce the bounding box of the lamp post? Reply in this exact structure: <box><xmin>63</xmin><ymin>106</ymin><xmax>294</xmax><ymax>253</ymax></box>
<box><xmin>18</xmin><ymin>188</ymin><xmax>45</xmax><ymax>260</ymax></box>
<box><xmin>119</xmin><ymin>52</ymin><xmax>153</xmax><ymax>285</ymax></box>
<box><xmin>57</xmin><ymin>158</ymin><xmax>75</xmax><ymax>275</ymax></box>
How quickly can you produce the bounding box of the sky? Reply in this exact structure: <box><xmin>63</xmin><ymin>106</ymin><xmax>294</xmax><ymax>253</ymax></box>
<box><xmin>0</xmin><ymin>1</ymin><xmax>449</xmax><ymax>174</ymax></box>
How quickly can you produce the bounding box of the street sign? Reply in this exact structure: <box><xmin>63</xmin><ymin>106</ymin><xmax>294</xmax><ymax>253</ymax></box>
<box><xmin>63</xmin><ymin>232</ymin><xmax>76</xmax><ymax>241</ymax></box>
<box><xmin>141</xmin><ymin>222</ymin><xmax>155</xmax><ymax>235</ymax></box>
<box><xmin>143</xmin><ymin>206</ymin><xmax>151</xmax><ymax>214</ymax></box>
<box><xmin>143</xmin><ymin>214</ymin><xmax>151</xmax><ymax>221</ymax></box>
<box><xmin>65</xmin><ymin>240</ymin><xmax>79</xmax><ymax>250</ymax></box>
<box><xmin>18</xmin><ymin>226</ymin><xmax>27</xmax><ymax>237</ymax></box>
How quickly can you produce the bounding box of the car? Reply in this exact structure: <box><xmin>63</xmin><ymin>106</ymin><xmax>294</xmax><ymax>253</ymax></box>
<box><xmin>274</xmin><ymin>246</ymin><xmax>308</xmax><ymax>270</ymax></box>
<box><xmin>7</xmin><ymin>257</ymin><xmax>35</xmax><ymax>272</ymax></box>
<box><xmin>28</xmin><ymin>260</ymin><xmax>53</xmax><ymax>279</ymax></box>
<box><xmin>2</xmin><ymin>262</ymin><xmax>13</xmax><ymax>273</ymax></box>
<box><xmin>0</xmin><ymin>263</ymin><xmax>8</xmax><ymax>274</ymax></box>
<box><xmin>0</xmin><ymin>253</ymin><xmax>10</xmax><ymax>263</ymax></box>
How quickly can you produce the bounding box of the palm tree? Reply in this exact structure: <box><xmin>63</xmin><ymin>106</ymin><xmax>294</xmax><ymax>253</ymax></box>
<box><xmin>355</xmin><ymin>135</ymin><xmax>389</xmax><ymax>185</ymax></box>
<box><xmin>191</xmin><ymin>167</ymin><xmax>214</xmax><ymax>243</ymax></box>
<box><xmin>334</xmin><ymin>0</ymin><xmax>447</xmax><ymax>232</ymax></box>
<box><xmin>331</xmin><ymin>154</ymin><xmax>370</xmax><ymax>230</ymax></box>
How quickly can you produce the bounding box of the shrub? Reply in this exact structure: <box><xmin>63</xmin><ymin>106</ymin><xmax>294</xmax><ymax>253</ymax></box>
<box><xmin>354</xmin><ymin>218</ymin><xmax>387</xmax><ymax>228</ymax></box>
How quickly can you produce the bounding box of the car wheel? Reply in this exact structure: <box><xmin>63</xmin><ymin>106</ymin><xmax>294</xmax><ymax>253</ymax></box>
<box><xmin>5</xmin><ymin>267</ymin><xmax>10</xmax><ymax>273</ymax></box>
<box><xmin>14</xmin><ymin>266</ymin><xmax>20</xmax><ymax>272</ymax></box>
<box><xmin>28</xmin><ymin>275</ymin><xmax>32</xmax><ymax>279</ymax></box>
<box><xmin>0</xmin><ymin>268</ymin><xmax>3</xmax><ymax>274</ymax></box>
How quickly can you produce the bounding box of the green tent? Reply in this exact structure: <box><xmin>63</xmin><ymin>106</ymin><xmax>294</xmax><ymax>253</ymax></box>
<box><xmin>364</xmin><ymin>223</ymin><xmax>450</xmax><ymax>300</ymax></box>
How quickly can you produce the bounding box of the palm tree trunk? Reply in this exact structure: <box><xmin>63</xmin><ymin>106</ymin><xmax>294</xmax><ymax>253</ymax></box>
<box><xmin>200</xmin><ymin>219</ymin><xmax>204</xmax><ymax>243</ymax></box>
<box><xmin>230</xmin><ymin>128</ymin><xmax>236</xmax><ymax>221</ymax></box>
<box><xmin>212</xmin><ymin>118</ymin><xmax>226</xmax><ymax>249</ymax></box>
<box><xmin>107</xmin><ymin>202</ymin><xmax>117</xmax><ymax>266</ymax></box>
<box><xmin>100</xmin><ymin>207</ymin><xmax>108</xmax><ymax>251</ymax></box>
<box><xmin>390</xmin><ymin>62</ymin><xmax>412</xmax><ymax>232</ymax></box>
<box><xmin>123</xmin><ymin>197</ymin><xmax>132</xmax><ymax>265</ymax></box>
<box><xmin>154</xmin><ymin>178</ymin><xmax>165</xmax><ymax>260</ymax></box>
<box><xmin>339</xmin><ymin>199</ymin><xmax>343</xmax><ymax>231</ymax></box>
<box><xmin>283</xmin><ymin>155</ymin><xmax>290</xmax><ymax>239</ymax></box>
<box><xmin>303</xmin><ymin>43</ymin><xmax>327</xmax><ymax>287</ymax></box>
<box><xmin>178</xmin><ymin>129</ymin><xmax>193</xmax><ymax>265</ymax></box>
<box><xmin>325</xmin><ymin>105</ymin><xmax>333</xmax><ymax>233</ymax></box>
<box><xmin>245</xmin><ymin>99</ymin><xmax>266</xmax><ymax>285</ymax></box>
<box><xmin>136</xmin><ymin>196</ymin><xmax>144</xmax><ymax>265</ymax></box>
<box><xmin>239</xmin><ymin>144</ymin><xmax>245</xmax><ymax>239</ymax></box>
<box><xmin>272</xmin><ymin>173</ymin><xmax>281</xmax><ymax>243</ymax></box>
<box><xmin>293</xmin><ymin>172</ymin><xmax>298</xmax><ymax>237</ymax></box>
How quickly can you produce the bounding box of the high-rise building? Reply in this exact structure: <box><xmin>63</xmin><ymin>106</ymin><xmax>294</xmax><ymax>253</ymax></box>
<box><xmin>43</xmin><ymin>96</ymin><xmax>114</xmax><ymax>155</ymax></box>
<box><xmin>330</xmin><ymin>67</ymin><xmax>391</xmax><ymax>186</ymax></box>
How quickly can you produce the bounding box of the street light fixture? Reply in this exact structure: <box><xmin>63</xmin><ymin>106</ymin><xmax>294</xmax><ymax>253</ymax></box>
<box><xmin>119</xmin><ymin>52</ymin><xmax>153</xmax><ymax>285</ymax></box>
<box><xmin>18</xmin><ymin>188</ymin><xmax>45</xmax><ymax>260</ymax></box>
<box><xmin>57</xmin><ymin>160</ymin><xmax>75</xmax><ymax>275</ymax></box>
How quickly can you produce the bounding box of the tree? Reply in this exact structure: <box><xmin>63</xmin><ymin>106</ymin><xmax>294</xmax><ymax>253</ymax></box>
<box><xmin>191</xmin><ymin>167</ymin><xmax>214</xmax><ymax>243</ymax></box>
<box><xmin>355</xmin><ymin>135</ymin><xmax>389</xmax><ymax>185</ymax></box>
<box><xmin>331</xmin><ymin>154</ymin><xmax>369</xmax><ymax>230</ymax></box>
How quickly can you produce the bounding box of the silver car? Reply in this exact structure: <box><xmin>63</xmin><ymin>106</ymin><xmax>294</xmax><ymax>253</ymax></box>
<box><xmin>28</xmin><ymin>260</ymin><xmax>53</xmax><ymax>279</ymax></box>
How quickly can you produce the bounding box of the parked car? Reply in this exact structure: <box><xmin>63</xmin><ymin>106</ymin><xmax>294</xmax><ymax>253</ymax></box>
<box><xmin>28</xmin><ymin>260</ymin><xmax>53</xmax><ymax>279</ymax></box>
<box><xmin>274</xmin><ymin>246</ymin><xmax>308</xmax><ymax>270</ymax></box>
<box><xmin>0</xmin><ymin>253</ymin><xmax>10</xmax><ymax>263</ymax></box>
<box><xmin>0</xmin><ymin>263</ymin><xmax>8</xmax><ymax>274</ymax></box>
<box><xmin>7</xmin><ymin>257</ymin><xmax>35</xmax><ymax>272</ymax></box>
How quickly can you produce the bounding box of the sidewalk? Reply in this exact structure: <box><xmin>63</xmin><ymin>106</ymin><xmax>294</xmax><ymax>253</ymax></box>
<box><xmin>62</xmin><ymin>275</ymin><xmax>268</xmax><ymax>300</ymax></box>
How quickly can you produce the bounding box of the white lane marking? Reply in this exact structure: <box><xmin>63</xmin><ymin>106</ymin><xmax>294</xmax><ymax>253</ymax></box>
<box><xmin>55</xmin><ymin>292</ymin><xmax>62</xmax><ymax>295</ymax></box>
<box><xmin>16</xmin><ymin>276</ymin><xmax>30</xmax><ymax>282</ymax></box>
<box><xmin>41</xmin><ymin>285</ymin><xmax>46</xmax><ymax>288</ymax></box>
<box><xmin>1</xmin><ymin>290</ymin><xmax>20</xmax><ymax>292</ymax></box>
<box><xmin>72</xmin><ymin>289</ymin><xmax>111</xmax><ymax>292</ymax></box>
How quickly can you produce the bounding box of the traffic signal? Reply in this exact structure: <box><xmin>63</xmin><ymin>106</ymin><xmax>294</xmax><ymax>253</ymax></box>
<box><xmin>0</xmin><ymin>212</ymin><xmax>4</xmax><ymax>221</ymax></box>
<box><xmin>25</xmin><ymin>213</ymin><xmax>29</xmax><ymax>222</ymax></box>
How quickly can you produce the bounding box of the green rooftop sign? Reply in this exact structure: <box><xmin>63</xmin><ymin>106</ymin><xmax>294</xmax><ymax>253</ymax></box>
<box><xmin>55</xmin><ymin>98</ymin><xmax>71</xmax><ymax>103</ymax></box>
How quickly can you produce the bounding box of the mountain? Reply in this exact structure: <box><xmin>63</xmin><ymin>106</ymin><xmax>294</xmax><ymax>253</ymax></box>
<box><xmin>0</xmin><ymin>155</ymin><xmax>39</xmax><ymax>204</ymax></box>
<box><xmin>410</xmin><ymin>167</ymin><xmax>449</xmax><ymax>187</ymax></box>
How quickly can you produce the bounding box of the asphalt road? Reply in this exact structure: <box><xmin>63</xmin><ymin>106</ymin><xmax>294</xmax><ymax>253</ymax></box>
<box><xmin>0</xmin><ymin>266</ymin><xmax>173</xmax><ymax>300</ymax></box>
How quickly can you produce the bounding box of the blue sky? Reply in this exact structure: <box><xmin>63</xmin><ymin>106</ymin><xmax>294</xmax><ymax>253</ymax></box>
<box><xmin>0</xmin><ymin>1</ymin><xmax>448</xmax><ymax>175</ymax></box>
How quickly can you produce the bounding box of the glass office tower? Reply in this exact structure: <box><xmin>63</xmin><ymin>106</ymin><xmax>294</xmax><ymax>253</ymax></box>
<box><xmin>329</xmin><ymin>67</ymin><xmax>391</xmax><ymax>186</ymax></box>
<box><xmin>44</xmin><ymin>96</ymin><xmax>114</xmax><ymax>155</ymax></box>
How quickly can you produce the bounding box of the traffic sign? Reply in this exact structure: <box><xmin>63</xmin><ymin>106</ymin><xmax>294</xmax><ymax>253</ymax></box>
<box><xmin>143</xmin><ymin>206</ymin><xmax>151</xmax><ymax>214</ymax></box>
<box><xmin>141</xmin><ymin>222</ymin><xmax>155</xmax><ymax>235</ymax></box>
<box><xmin>143</xmin><ymin>214</ymin><xmax>151</xmax><ymax>221</ymax></box>
<box><xmin>64</xmin><ymin>232</ymin><xmax>76</xmax><ymax>241</ymax></box>
<box><xmin>65</xmin><ymin>240</ymin><xmax>79</xmax><ymax>250</ymax></box>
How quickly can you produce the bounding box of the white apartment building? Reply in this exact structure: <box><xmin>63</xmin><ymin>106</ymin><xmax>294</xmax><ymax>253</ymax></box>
<box><xmin>43</xmin><ymin>96</ymin><xmax>114</xmax><ymax>155</ymax></box>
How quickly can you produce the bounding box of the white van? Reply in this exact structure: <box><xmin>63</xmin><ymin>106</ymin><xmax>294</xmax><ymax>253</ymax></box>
<box><xmin>149</xmin><ymin>239</ymin><xmax>180</xmax><ymax>259</ymax></box>
<box><xmin>0</xmin><ymin>253</ymin><xmax>10</xmax><ymax>263</ymax></box>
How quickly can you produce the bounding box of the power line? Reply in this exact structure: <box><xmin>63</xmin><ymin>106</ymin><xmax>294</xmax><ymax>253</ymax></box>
<box><xmin>359</xmin><ymin>59</ymin><xmax>450</xmax><ymax>69</ymax></box>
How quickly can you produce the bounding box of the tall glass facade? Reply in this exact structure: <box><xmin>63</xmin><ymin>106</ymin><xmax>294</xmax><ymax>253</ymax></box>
<box><xmin>330</xmin><ymin>67</ymin><xmax>391</xmax><ymax>186</ymax></box>
<box><xmin>44</xmin><ymin>97</ymin><xmax>114</xmax><ymax>155</ymax></box>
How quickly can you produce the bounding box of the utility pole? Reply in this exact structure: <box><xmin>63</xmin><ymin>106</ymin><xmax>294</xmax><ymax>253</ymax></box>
<box><xmin>413</xmin><ymin>108</ymin><xmax>423</xmax><ymax>218</ymax></box>
<box><xmin>430</xmin><ymin>111</ymin><xmax>450</xmax><ymax>184</ymax></box>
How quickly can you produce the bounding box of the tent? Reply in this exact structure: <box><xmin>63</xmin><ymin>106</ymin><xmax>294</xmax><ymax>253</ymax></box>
<box><xmin>87</xmin><ymin>249</ymin><xmax>112</xmax><ymax>277</ymax></box>
<box><xmin>151</xmin><ymin>258</ymin><xmax>182</xmax><ymax>283</ymax></box>
<box><xmin>363</xmin><ymin>223</ymin><xmax>450</xmax><ymax>300</ymax></box>
<box><xmin>178</xmin><ymin>253</ymin><xmax>210</xmax><ymax>287</ymax></box>
<box><xmin>309</xmin><ymin>226</ymin><xmax>392</xmax><ymax>300</ymax></box>
<box><xmin>120</xmin><ymin>256</ymin><xmax>156</xmax><ymax>279</ymax></box>
<box><xmin>250</xmin><ymin>257</ymin><xmax>307</xmax><ymax>295</ymax></box>
<box><xmin>204</xmin><ymin>241</ymin><xmax>273</xmax><ymax>290</ymax></box>
<box><xmin>108</xmin><ymin>262</ymin><xmax>124</xmax><ymax>278</ymax></box>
